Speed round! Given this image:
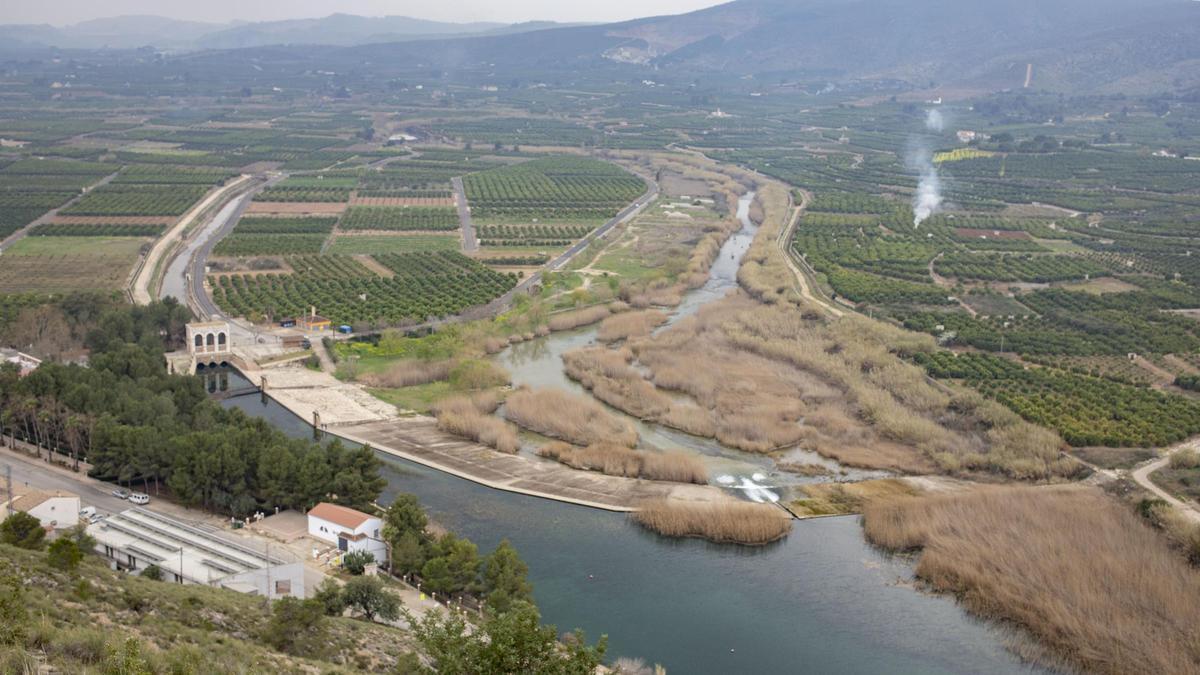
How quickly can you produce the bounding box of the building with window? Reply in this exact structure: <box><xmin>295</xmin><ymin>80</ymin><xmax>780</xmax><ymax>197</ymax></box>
<box><xmin>0</xmin><ymin>488</ymin><xmax>79</xmax><ymax>529</ymax></box>
<box><xmin>306</xmin><ymin>502</ymin><xmax>388</xmax><ymax>562</ymax></box>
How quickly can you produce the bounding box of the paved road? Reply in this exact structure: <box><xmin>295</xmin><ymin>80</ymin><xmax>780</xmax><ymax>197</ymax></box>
<box><xmin>451</xmin><ymin>176</ymin><xmax>477</xmax><ymax>252</ymax></box>
<box><xmin>0</xmin><ymin>170</ymin><xmax>120</xmax><ymax>253</ymax></box>
<box><xmin>3</xmin><ymin>447</ymin><xmax>137</xmax><ymax>518</ymax></box>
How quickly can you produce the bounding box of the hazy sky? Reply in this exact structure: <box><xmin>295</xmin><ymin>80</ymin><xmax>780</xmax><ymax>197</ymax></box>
<box><xmin>3</xmin><ymin>0</ymin><xmax>724</xmax><ymax>26</ymax></box>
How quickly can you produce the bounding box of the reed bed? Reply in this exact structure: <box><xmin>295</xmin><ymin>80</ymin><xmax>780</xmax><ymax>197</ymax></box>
<box><xmin>537</xmin><ymin>442</ymin><xmax>708</xmax><ymax>484</ymax></box>
<box><xmin>358</xmin><ymin>359</ymin><xmax>453</xmax><ymax>388</ymax></box>
<box><xmin>597</xmin><ymin>310</ymin><xmax>668</xmax><ymax>342</ymax></box>
<box><xmin>504</xmin><ymin>386</ymin><xmax>637</xmax><ymax>447</ymax></box>
<box><xmin>548</xmin><ymin>303</ymin><xmax>621</xmax><ymax>332</ymax></box>
<box><xmin>433</xmin><ymin>393</ymin><xmax>518</xmax><ymax>453</ymax></box>
<box><xmin>632</xmin><ymin>499</ymin><xmax>793</xmax><ymax>545</ymax></box>
<box><xmin>863</xmin><ymin>486</ymin><xmax>1200</xmax><ymax>675</ymax></box>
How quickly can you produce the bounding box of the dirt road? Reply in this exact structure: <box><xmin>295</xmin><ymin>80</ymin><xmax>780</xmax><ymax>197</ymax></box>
<box><xmin>1131</xmin><ymin>439</ymin><xmax>1200</xmax><ymax>523</ymax></box>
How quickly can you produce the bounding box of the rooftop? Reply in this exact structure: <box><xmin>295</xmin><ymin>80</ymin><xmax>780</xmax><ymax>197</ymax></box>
<box><xmin>4</xmin><ymin>488</ymin><xmax>78</xmax><ymax>513</ymax></box>
<box><xmin>307</xmin><ymin>502</ymin><xmax>374</xmax><ymax>530</ymax></box>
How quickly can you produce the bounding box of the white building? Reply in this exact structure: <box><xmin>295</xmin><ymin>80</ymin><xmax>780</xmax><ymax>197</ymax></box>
<box><xmin>88</xmin><ymin>508</ymin><xmax>303</xmax><ymax>598</ymax></box>
<box><xmin>0</xmin><ymin>488</ymin><xmax>79</xmax><ymax>529</ymax></box>
<box><xmin>0</xmin><ymin>348</ymin><xmax>41</xmax><ymax>377</ymax></box>
<box><xmin>307</xmin><ymin>502</ymin><xmax>388</xmax><ymax>562</ymax></box>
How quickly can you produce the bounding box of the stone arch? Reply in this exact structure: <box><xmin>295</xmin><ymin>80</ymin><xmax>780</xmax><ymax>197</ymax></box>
<box><xmin>206</xmin><ymin>333</ymin><xmax>215</xmax><ymax>351</ymax></box>
<box><xmin>194</xmin><ymin>334</ymin><xmax>203</xmax><ymax>350</ymax></box>
<box><xmin>218</xmin><ymin>332</ymin><xmax>227</xmax><ymax>349</ymax></box>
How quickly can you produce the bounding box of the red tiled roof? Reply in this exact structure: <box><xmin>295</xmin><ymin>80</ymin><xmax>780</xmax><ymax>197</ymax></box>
<box><xmin>307</xmin><ymin>502</ymin><xmax>373</xmax><ymax>530</ymax></box>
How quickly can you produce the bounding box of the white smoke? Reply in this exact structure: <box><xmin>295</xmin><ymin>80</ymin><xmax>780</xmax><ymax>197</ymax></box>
<box><xmin>908</xmin><ymin>146</ymin><xmax>943</xmax><ymax>228</ymax></box>
<box><xmin>925</xmin><ymin>108</ymin><xmax>945</xmax><ymax>132</ymax></box>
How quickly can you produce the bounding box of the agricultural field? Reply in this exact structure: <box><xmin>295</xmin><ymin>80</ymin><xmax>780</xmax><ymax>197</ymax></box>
<box><xmin>0</xmin><ymin>158</ymin><xmax>114</xmax><ymax>237</ymax></box>
<box><xmin>463</xmin><ymin>156</ymin><xmax>645</xmax><ymax>222</ymax></box>
<box><xmin>62</xmin><ymin>183</ymin><xmax>210</xmax><ymax>217</ymax></box>
<box><xmin>209</xmin><ymin>251</ymin><xmax>515</xmax><ymax>326</ymax></box>
<box><xmin>339</xmin><ymin>206</ymin><xmax>459</xmax><ymax>231</ymax></box>
<box><xmin>0</xmin><ymin>236</ymin><xmax>148</xmax><ymax>293</ymax></box>
<box><xmin>326</xmin><ymin>234</ymin><xmax>459</xmax><ymax>255</ymax></box>
<box><xmin>914</xmin><ymin>352</ymin><xmax>1200</xmax><ymax>447</ymax></box>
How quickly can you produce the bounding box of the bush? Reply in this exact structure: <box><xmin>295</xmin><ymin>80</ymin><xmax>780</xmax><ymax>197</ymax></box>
<box><xmin>140</xmin><ymin>565</ymin><xmax>164</xmax><ymax>581</ymax></box>
<box><xmin>0</xmin><ymin>513</ymin><xmax>45</xmax><ymax>550</ymax></box>
<box><xmin>313</xmin><ymin>577</ymin><xmax>346</xmax><ymax>616</ymax></box>
<box><xmin>47</xmin><ymin>539</ymin><xmax>82</xmax><ymax>572</ymax></box>
<box><xmin>262</xmin><ymin>597</ymin><xmax>326</xmax><ymax>655</ymax></box>
<box><xmin>342</xmin><ymin>550</ymin><xmax>375</xmax><ymax>575</ymax></box>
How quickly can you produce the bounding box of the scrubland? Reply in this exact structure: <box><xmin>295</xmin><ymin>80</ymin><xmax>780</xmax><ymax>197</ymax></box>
<box><xmin>863</xmin><ymin>487</ymin><xmax>1200</xmax><ymax>675</ymax></box>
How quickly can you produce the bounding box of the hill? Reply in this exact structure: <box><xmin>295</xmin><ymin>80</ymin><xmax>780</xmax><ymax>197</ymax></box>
<box><xmin>336</xmin><ymin>0</ymin><xmax>1200</xmax><ymax>93</ymax></box>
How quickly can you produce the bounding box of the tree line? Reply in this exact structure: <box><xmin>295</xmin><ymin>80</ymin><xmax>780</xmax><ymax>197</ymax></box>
<box><xmin>0</xmin><ymin>300</ymin><xmax>385</xmax><ymax>517</ymax></box>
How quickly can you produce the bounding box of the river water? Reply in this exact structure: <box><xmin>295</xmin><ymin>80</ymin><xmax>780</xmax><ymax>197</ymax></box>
<box><xmin>211</xmin><ymin>191</ymin><xmax>1034</xmax><ymax>672</ymax></box>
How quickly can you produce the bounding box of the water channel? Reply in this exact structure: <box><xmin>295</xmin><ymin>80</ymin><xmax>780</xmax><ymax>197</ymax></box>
<box><xmin>211</xmin><ymin>191</ymin><xmax>1035</xmax><ymax>672</ymax></box>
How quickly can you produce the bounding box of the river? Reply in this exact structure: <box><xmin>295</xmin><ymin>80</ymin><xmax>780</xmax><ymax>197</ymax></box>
<box><xmin>210</xmin><ymin>191</ymin><xmax>1035</xmax><ymax>672</ymax></box>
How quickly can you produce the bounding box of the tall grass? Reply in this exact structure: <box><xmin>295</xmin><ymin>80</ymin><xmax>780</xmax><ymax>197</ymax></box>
<box><xmin>358</xmin><ymin>359</ymin><xmax>453</xmax><ymax>387</ymax></box>
<box><xmin>547</xmin><ymin>303</ymin><xmax>621</xmax><ymax>332</ymax></box>
<box><xmin>863</xmin><ymin>486</ymin><xmax>1200</xmax><ymax>675</ymax></box>
<box><xmin>537</xmin><ymin>442</ymin><xmax>707</xmax><ymax>484</ymax></box>
<box><xmin>597</xmin><ymin>310</ymin><xmax>668</xmax><ymax>343</ymax></box>
<box><xmin>632</xmin><ymin>500</ymin><xmax>793</xmax><ymax>545</ymax></box>
<box><xmin>433</xmin><ymin>394</ymin><xmax>519</xmax><ymax>453</ymax></box>
<box><xmin>504</xmin><ymin>387</ymin><xmax>637</xmax><ymax>447</ymax></box>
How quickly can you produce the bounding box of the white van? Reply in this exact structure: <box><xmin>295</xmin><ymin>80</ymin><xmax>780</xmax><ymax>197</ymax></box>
<box><xmin>128</xmin><ymin>493</ymin><xmax>150</xmax><ymax>505</ymax></box>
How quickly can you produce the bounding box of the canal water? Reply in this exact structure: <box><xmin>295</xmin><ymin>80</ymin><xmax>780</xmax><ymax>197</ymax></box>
<box><xmin>209</xmin><ymin>190</ymin><xmax>1036</xmax><ymax>672</ymax></box>
<box><xmin>218</xmin><ymin>371</ymin><xmax>1030</xmax><ymax>674</ymax></box>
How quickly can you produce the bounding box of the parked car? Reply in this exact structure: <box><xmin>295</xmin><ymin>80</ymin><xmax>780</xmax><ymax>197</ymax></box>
<box><xmin>88</xmin><ymin>513</ymin><xmax>106</xmax><ymax>524</ymax></box>
<box><xmin>128</xmin><ymin>493</ymin><xmax>150</xmax><ymax>505</ymax></box>
<box><xmin>111</xmin><ymin>488</ymin><xmax>130</xmax><ymax>500</ymax></box>
<box><xmin>79</xmin><ymin>506</ymin><xmax>97</xmax><ymax>520</ymax></box>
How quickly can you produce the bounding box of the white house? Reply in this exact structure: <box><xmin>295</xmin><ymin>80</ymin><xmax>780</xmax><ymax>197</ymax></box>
<box><xmin>307</xmin><ymin>502</ymin><xmax>388</xmax><ymax>562</ymax></box>
<box><xmin>0</xmin><ymin>489</ymin><xmax>79</xmax><ymax>529</ymax></box>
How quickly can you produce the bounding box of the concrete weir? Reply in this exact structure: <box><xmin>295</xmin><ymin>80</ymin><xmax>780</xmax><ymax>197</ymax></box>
<box><xmin>241</xmin><ymin>367</ymin><xmax>730</xmax><ymax>512</ymax></box>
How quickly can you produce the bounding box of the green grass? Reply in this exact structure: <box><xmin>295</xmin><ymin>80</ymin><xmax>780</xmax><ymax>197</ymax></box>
<box><xmin>327</xmin><ymin>234</ymin><xmax>459</xmax><ymax>255</ymax></box>
<box><xmin>367</xmin><ymin>382</ymin><xmax>456</xmax><ymax>413</ymax></box>
<box><xmin>4</xmin><ymin>235</ymin><xmax>149</xmax><ymax>257</ymax></box>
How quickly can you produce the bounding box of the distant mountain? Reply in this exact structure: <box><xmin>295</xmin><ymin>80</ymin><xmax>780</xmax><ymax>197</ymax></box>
<box><xmin>0</xmin><ymin>13</ymin><xmax>572</xmax><ymax>51</ymax></box>
<box><xmin>338</xmin><ymin>0</ymin><xmax>1200</xmax><ymax>93</ymax></box>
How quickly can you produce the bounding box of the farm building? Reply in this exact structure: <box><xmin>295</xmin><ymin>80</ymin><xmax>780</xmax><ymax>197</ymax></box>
<box><xmin>307</xmin><ymin>502</ymin><xmax>388</xmax><ymax>562</ymax></box>
<box><xmin>88</xmin><ymin>507</ymin><xmax>305</xmax><ymax>597</ymax></box>
<box><xmin>0</xmin><ymin>348</ymin><xmax>41</xmax><ymax>377</ymax></box>
<box><xmin>0</xmin><ymin>488</ymin><xmax>79</xmax><ymax>529</ymax></box>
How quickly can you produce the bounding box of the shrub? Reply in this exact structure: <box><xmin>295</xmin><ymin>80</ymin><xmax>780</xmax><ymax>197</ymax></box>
<box><xmin>0</xmin><ymin>513</ymin><xmax>45</xmax><ymax>550</ymax></box>
<box><xmin>342</xmin><ymin>576</ymin><xmax>400</xmax><ymax>622</ymax></box>
<box><xmin>262</xmin><ymin>597</ymin><xmax>326</xmax><ymax>655</ymax></box>
<box><xmin>342</xmin><ymin>550</ymin><xmax>375</xmax><ymax>575</ymax></box>
<box><xmin>47</xmin><ymin>539</ymin><xmax>82</xmax><ymax>572</ymax></box>
<box><xmin>139</xmin><ymin>565</ymin><xmax>163</xmax><ymax>581</ymax></box>
<box><xmin>434</xmin><ymin>395</ymin><xmax>520</xmax><ymax>454</ymax></box>
<box><xmin>504</xmin><ymin>387</ymin><xmax>637</xmax><ymax>447</ymax></box>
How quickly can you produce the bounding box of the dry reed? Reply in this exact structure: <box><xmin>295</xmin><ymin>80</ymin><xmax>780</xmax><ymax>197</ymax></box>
<box><xmin>632</xmin><ymin>499</ymin><xmax>793</xmax><ymax>545</ymax></box>
<box><xmin>433</xmin><ymin>393</ymin><xmax>518</xmax><ymax>453</ymax></box>
<box><xmin>504</xmin><ymin>387</ymin><xmax>637</xmax><ymax>447</ymax></box>
<box><xmin>597</xmin><ymin>310</ymin><xmax>668</xmax><ymax>343</ymax></box>
<box><xmin>863</xmin><ymin>486</ymin><xmax>1200</xmax><ymax>675</ymax></box>
<box><xmin>548</xmin><ymin>304</ymin><xmax>615</xmax><ymax>332</ymax></box>
<box><xmin>358</xmin><ymin>359</ymin><xmax>452</xmax><ymax>388</ymax></box>
<box><xmin>537</xmin><ymin>442</ymin><xmax>708</xmax><ymax>484</ymax></box>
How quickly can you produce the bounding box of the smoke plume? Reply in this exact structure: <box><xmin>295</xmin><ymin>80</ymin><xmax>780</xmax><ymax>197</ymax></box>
<box><xmin>925</xmin><ymin>108</ymin><xmax>945</xmax><ymax>132</ymax></box>
<box><xmin>906</xmin><ymin>141</ymin><xmax>943</xmax><ymax>228</ymax></box>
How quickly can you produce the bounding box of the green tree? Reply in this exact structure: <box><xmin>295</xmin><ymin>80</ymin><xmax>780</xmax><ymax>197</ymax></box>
<box><xmin>63</xmin><ymin>523</ymin><xmax>97</xmax><ymax>552</ymax></box>
<box><xmin>439</xmin><ymin>534</ymin><xmax>481</xmax><ymax>595</ymax></box>
<box><xmin>262</xmin><ymin>597</ymin><xmax>326</xmax><ymax>655</ymax></box>
<box><xmin>313</xmin><ymin>577</ymin><xmax>346</xmax><ymax>616</ymax></box>
<box><xmin>409</xmin><ymin>601</ymin><xmax>606</xmax><ymax>675</ymax></box>
<box><xmin>420</xmin><ymin>556</ymin><xmax>455</xmax><ymax>595</ymax></box>
<box><xmin>47</xmin><ymin>538</ymin><xmax>83</xmax><ymax>571</ymax></box>
<box><xmin>483</xmin><ymin>539</ymin><xmax>532</xmax><ymax>614</ymax></box>
<box><xmin>392</xmin><ymin>530</ymin><xmax>428</xmax><ymax>576</ymax></box>
<box><xmin>342</xmin><ymin>550</ymin><xmax>375</xmax><ymax>575</ymax></box>
<box><xmin>383</xmin><ymin>493</ymin><xmax>430</xmax><ymax>574</ymax></box>
<box><xmin>342</xmin><ymin>576</ymin><xmax>400</xmax><ymax>622</ymax></box>
<box><xmin>140</xmin><ymin>565</ymin><xmax>164</xmax><ymax>581</ymax></box>
<box><xmin>1</xmin><ymin>512</ymin><xmax>46</xmax><ymax>550</ymax></box>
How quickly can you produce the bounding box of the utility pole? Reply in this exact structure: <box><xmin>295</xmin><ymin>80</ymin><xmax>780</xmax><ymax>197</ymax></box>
<box><xmin>4</xmin><ymin>464</ymin><xmax>11</xmax><ymax>512</ymax></box>
<box><xmin>265</xmin><ymin>541</ymin><xmax>271</xmax><ymax>609</ymax></box>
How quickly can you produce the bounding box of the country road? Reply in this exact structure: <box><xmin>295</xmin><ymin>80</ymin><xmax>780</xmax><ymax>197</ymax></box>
<box><xmin>778</xmin><ymin>187</ymin><xmax>845</xmax><ymax>318</ymax></box>
<box><xmin>451</xmin><ymin>175</ymin><xmax>477</xmax><ymax>252</ymax></box>
<box><xmin>1131</xmin><ymin>439</ymin><xmax>1200</xmax><ymax>523</ymax></box>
